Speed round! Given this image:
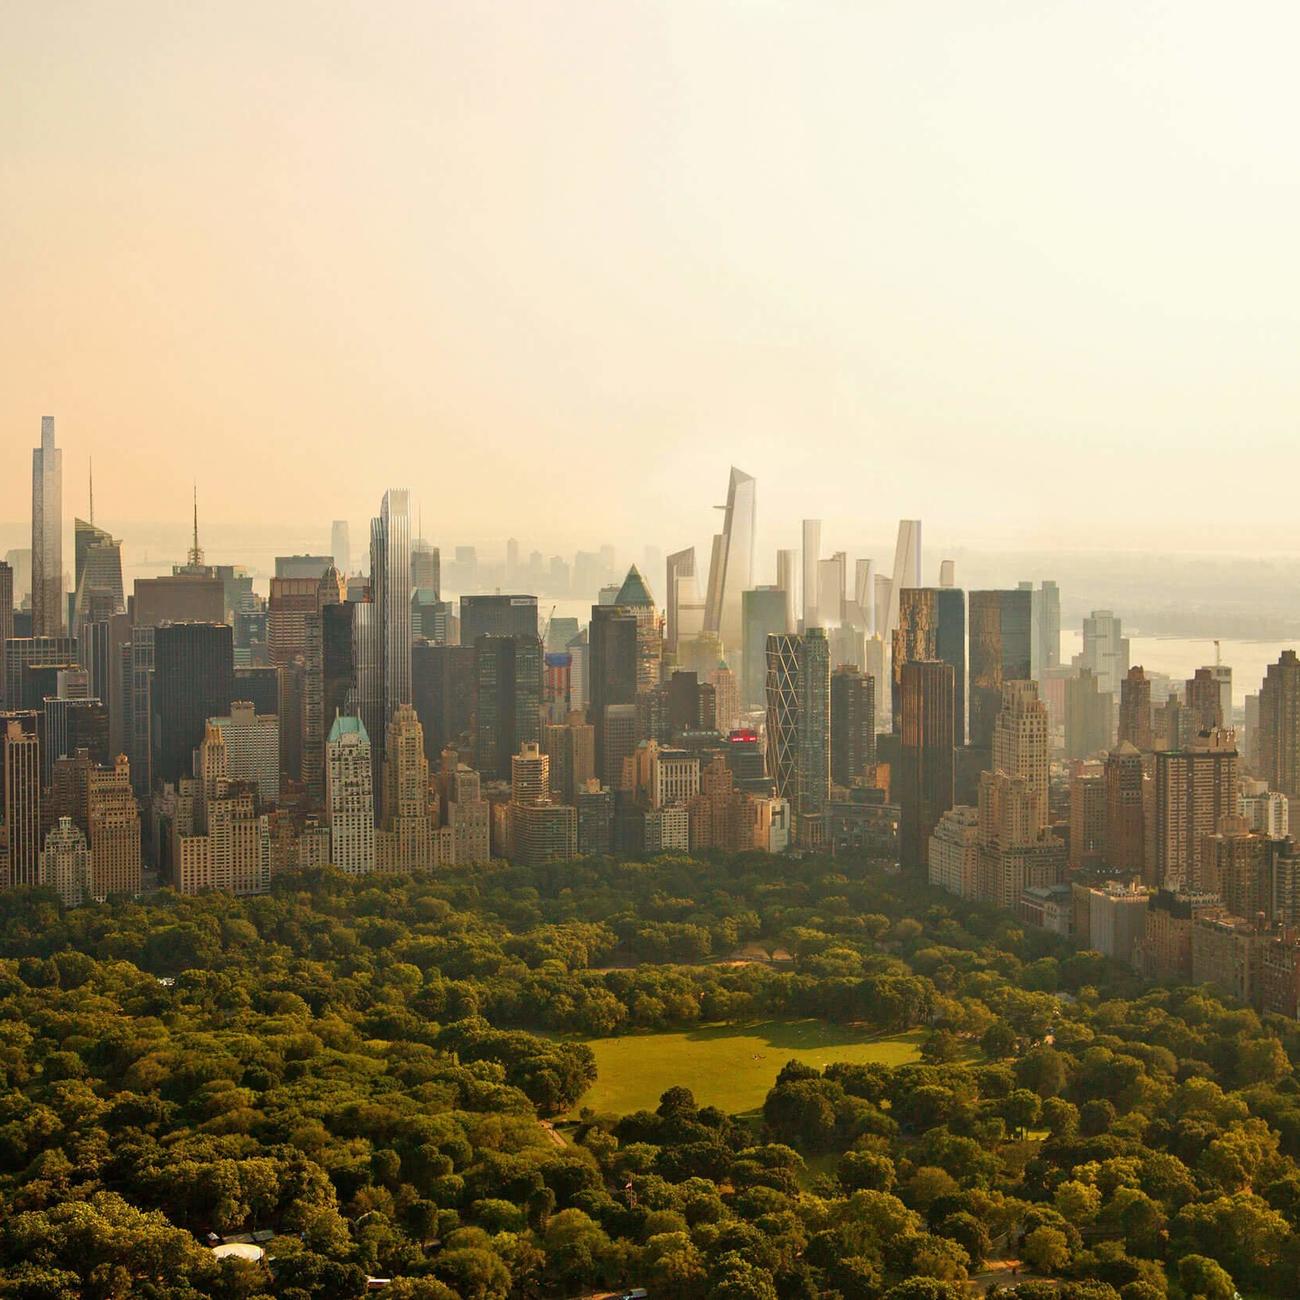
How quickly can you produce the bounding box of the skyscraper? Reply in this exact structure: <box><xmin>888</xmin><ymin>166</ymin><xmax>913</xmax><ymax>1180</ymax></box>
<box><xmin>701</xmin><ymin>466</ymin><xmax>755</xmax><ymax>659</ymax></box>
<box><xmin>882</xmin><ymin>519</ymin><xmax>922</xmax><ymax>644</ymax></box>
<box><xmin>31</xmin><ymin>416</ymin><xmax>63</xmax><ymax>637</ymax></box>
<box><xmin>589</xmin><ymin>604</ymin><xmax>638</xmax><ymax>779</ymax></box>
<box><xmin>1104</xmin><ymin>742</ymin><xmax>1147</xmax><ymax>881</ymax></box>
<box><xmin>1064</xmin><ymin>669</ymin><xmax>1113</xmax><ymax>761</ymax></box>
<box><xmin>326</xmin><ymin>714</ymin><xmax>374</xmax><ymax>875</ymax></box>
<box><xmin>777</xmin><ymin>549</ymin><xmax>800</xmax><ymax>634</ymax></box>
<box><xmin>1186</xmin><ymin>666</ymin><xmax>1224</xmax><ymax>732</ymax></box>
<box><xmin>765</xmin><ymin>627</ymin><xmax>830</xmax><ymax>847</ymax></box>
<box><xmin>896</xmin><ymin>659</ymin><xmax>955</xmax><ymax>870</ymax></box>
<box><xmin>614</xmin><ymin>566</ymin><xmax>661</xmax><ymax>693</ymax></box>
<box><xmin>151</xmin><ymin>623</ymin><xmax>234</xmax><ymax>786</ymax></box>
<box><xmin>742</xmin><ymin>587</ymin><xmax>789</xmax><ymax>712</ymax></box>
<box><xmin>1118</xmin><ymin>665</ymin><xmax>1154</xmax><ymax>751</ymax></box>
<box><xmin>830</xmin><ymin>664</ymin><xmax>875</xmax><ymax>788</ymax></box>
<box><xmin>891</xmin><ymin>587</ymin><xmax>966</xmax><ymax>744</ymax></box>
<box><xmin>87</xmin><ymin>754</ymin><xmax>141</xmax><ymax>899</ymax></box>
<box><xmin>3</xmin><ymin>720</ymin><xmax>41</xmax><ymax>889</ymax></box>
<box><xmin>72</xmin><ymin>517</ymin><xmax>124</xmax><ymax>635</ymax></box>
<box><xmin>665</xmin><ymin>548</ymin><xmax>705</xmax><ymax>653</ymax></box>
<box><xmin>0</xmin><ymin>562</ymin><xmax>12</xmax><ymax>663</ymax></box>
<box><xmin>371</xmin><ymin>488</ymin><xmax>412</xmax><ymax>724</ymax></box>
<box><xmin>460</xmin><ymin>594</ymin><xmax>539</xmax><ymax>645</ymax></box>
<box><xmin>1078</xmin><ymin>610</ymin><xmax>1129</xmax><ymax>698</ymax></box>
<box><xmin>1258</xmin><ymin>650</ymin><xmax>1300</xmax><ymax>798</ymax></box>
<box><xmin>800</xmin><ymin>519</ymin><xmax>821</xmax><ymax>630</ymax></box>
<box><xmin>473</xmin><ymin>634</ymin><xmax>542</xmax><ymax>781</ymax></box>
<box><xmin>968</xmin><ymin>589</ymin><xmax>1032</xmax><ymax>750</ymax></box>
<box><xmin>1154</xmin><ymin>728</ymin><xmax>1239</xmax><ymax>888</ymax></box>
<box><xmin>331</xmin><ymin>520</ymin><xmax>351</xmax><ymax>575</ymax></box>
<box><xmin>991</xmin><ymin>679</ymin><xmax>1050</xmax><ymax>831</ymax></box>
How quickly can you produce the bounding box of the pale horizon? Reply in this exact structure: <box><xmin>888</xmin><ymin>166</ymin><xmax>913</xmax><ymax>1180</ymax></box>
<box><xmin>5</xmin><ymin>2</ymin><xmax>1300</xmax><ymax>557</ymax></box>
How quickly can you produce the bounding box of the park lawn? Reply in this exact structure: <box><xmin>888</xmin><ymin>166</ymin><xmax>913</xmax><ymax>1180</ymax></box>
<box><xmin>567</xmin><ymin>1019</ymin><xmax>923</xmax><ymax>1118</ymax></box>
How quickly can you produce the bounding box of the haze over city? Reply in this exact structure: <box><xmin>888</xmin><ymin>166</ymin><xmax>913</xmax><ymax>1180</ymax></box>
<box><xmin>11</xmin><ymin>8</ymin><xmax>1300</xmax><ymax>1299</ymax></box>
<box><xmin>6</xmin><ymin>2</ymin><xmax>1300</xmax><ymax>554</ymax></box>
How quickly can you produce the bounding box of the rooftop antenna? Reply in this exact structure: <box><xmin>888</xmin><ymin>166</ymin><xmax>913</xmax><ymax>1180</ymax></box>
<box><xmin>88</xmin><ymin>457</ymin><xmax>95</xmax><ymax>526</ymax></box>
<box><xmin>187</xmin><ymin>482</ymin><xmax>205</xmax><ymax>568</ymax></box>
<box><xmin>1214</xmin><ymin>639</ymin><xmax>1221</xmax><ymax>667</ymax></box>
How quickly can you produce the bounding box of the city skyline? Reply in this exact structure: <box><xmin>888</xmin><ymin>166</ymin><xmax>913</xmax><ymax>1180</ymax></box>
<box><xmin>7</xmin><ymin>4</ymin><xmax>1300</xmax><ymax>553</ymax></box>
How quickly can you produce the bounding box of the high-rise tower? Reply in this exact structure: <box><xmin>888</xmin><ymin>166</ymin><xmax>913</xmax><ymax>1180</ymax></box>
<box><xmin>968</xmin><ymin>589</ymin><xmax>1033</xmax><ymax>750</ymax></box>
<box><xmin>371</xmin><ymin>489</ymin><xmax>412</xmax><ymax>724</ymax></box>
<box><xmin>31</xmin><ymin>416</ymin><xmax>63</xmax><ymax>637</ymax></box>
<box><xmin>765</xmin><ymin>627</ymin><xmax>830</xmax><ymax>847</ymax></box>
<box><xmin>897</xmin><ymin>659</ymin><xmax>955</xmax><ymax>870</ymax></box>
<box><xmin>702</xmin><ymin>467</ymin><xmax>756</xmax><ymax>659</ymax></box>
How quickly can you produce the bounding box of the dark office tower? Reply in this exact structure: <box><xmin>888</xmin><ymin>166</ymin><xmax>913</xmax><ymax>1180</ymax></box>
<box><xmin>460</xmin><ymin>594</ymin><xmax>539</xmax><ymax>645</ymax></box>
<box><xmin>1186</xmin><ymin>666</ymin><xmax>1224</xmax><ymax>732</ymax></box>
<box><xmin>3</xmin><ymin>720</ymin><xmax>41</xmax><ymax>888</ymax></box>
<box><xmin>412</xmin><ymin>642</ymin><xmax>474</xmax><ymax>761</ymax></box>
<box><xmin>1065</xmin><ymin>669</ymin><xmax>1113</xmax><ymax>761</ymax></box>
<box><xmin>79</xmin><ymin>618</ymin><xmax>113</xmax><ymax>711</ymax></box>
<box><xmin>42</xmin><ymin>697</ymin><xmax>108</xmax><ymax>787</ymax></box>
<box><xmin>5</xmin><ymin>637</ymin><xmax>78</xmax><ymax>710</ymax></box>
<box><xmin>576</xmin><ymin>782</ymin><xmax>614</xmax><ymax>855</ymax></box>
<box><xmin>968</xmin><ymin>589</ymin><xmax>1032</xmax><ymax>750</ymax></box>
<box><xmin>0</xmin><ymin>563</ymin><xmax>12</xmax><ymax>680</ymax></box>
<box><xmin>589</xmin><ymin>605</ymin><xmax>639</xmax><ymax>778</ymax></box>
<box><xmin>151</xmin><ymin>623</ymin><xmax>234</xmax><ymax>786</ymax></box>
<box><xmin>664</xmin><ymin>671</ymin><xmax>713</xmax><ymax>737</ymax></box>
<box><xmin>896</xmin><ymin>660</ymin><xmax>955</xmax><ymax>871</ymax></box>
<box><xmin>892</xmin><ymin>587</ymin><xmax>965</xmax><ymax>744</ymax></box>
<box><xmin>831</xmin><ymin>665</ymin><xmax>876</xmax><ymax>788</ymax></box>
<box><xmin>1259</xmin><ymin>650</ymin><xmax>1300</xmax><ymax>797</ymax></box>
<box><xmin>473</xmin><ymin>635</ymin><xmax>542</xmax><ymax>781</ymax></box>
<box><xmin>321</xmin><ymin>600</ymin><xmax>356</xmax><ymax>730</ymax></box>
<box><xmin>1118</xmin><ymin>665</ymin><xmax>1154</xmax><ymax>751</ymax></box>
<box><xmin>765</xmin><ymin>628</ymin><xmax>831</xmax><ymax>847</ymax></box>
<box><xmin>543</xmin><ymin>714</ymin><xmax>596</xmax><ymax>804</ymax></box>
<box><xmin>125</xmin><ymin>625</ymin><xmax>154</xmax><ymax>796</ymax></box>
<box><xmin>301</xmin><ymin>566</ymin><xmax>346</xmax><ymax>801</ymax></box>
<box><xmin>233</xmin><ymin>666</ymin><xmax>279</xmax><ymax>716</ymax></box>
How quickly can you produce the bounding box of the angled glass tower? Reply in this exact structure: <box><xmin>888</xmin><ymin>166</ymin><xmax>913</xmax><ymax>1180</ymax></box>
<box><xmin>702</xmin><ymin>466</ymin><xmax>756</xmax><ymax>658</ymax></box>
<box><xmin>31</xmin><ymin>416</ymin><xmax>63</xmax><ymax>636</ymax></box>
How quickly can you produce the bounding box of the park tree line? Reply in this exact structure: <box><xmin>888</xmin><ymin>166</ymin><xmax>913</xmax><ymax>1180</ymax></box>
<box><xmin>0</xmin><ymin>854</ymin><xmax>1299</xmax><ymax>1296</ymax></box>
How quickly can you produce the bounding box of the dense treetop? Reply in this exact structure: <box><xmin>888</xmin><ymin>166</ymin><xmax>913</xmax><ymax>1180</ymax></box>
<box><xmin>2</xmin><ymin>855</ymin><xmax>1300</xmax><ymax>1298</ymax></box>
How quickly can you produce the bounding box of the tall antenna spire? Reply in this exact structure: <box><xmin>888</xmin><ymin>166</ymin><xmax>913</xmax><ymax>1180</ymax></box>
<box><xmin>187</xmin><ymin>481</ymin><xmax>205</xmax><ymax>568</ymax></box>
<box><xmin>88</xmin><ymin>457</ymin><xmax>95</xmax><ymax>526</ymax></box>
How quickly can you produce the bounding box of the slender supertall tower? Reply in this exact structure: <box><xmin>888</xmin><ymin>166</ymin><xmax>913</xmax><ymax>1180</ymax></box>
<box><xmin>31</xmin><ymin>416</ymin><xmax>63</xmax><ymax>636</ymax></box>
<box><xmin>371</xmin><ymin>489</ymin><xmax>413</xmax><ymax>723</ymax></box>
<box><xmin>331</xmin><ymin>520</ymin><xmax>351</xmax><ymax>576</ymax></box>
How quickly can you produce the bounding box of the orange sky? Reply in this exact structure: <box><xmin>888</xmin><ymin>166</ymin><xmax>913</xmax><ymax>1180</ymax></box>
<box><xmin>4</xmin><ymin>2</ymin><xmax>1300</xmax><ymax>565</ymax></box>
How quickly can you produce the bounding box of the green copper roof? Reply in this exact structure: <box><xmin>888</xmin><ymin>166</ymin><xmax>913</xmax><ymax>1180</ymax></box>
<box><xmin>614</xmin><ymin>564</ymin><xmax>655</xmax><ymax>607</ymax></box>
<box><xmin>328</xmin><ymin>714</ymin><xmax>369</xmax><ymax>743</ymax></box>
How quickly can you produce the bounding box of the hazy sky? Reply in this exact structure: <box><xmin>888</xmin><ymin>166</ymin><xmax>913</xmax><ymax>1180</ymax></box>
<box><xmin>5</xmin><ymin>1</ymin><xmax>1300</xmax><ymax>569</ymax></box>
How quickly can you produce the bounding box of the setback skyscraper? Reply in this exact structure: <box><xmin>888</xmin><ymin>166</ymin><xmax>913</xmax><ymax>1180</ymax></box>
<box><xmin>968</xmin><ymin>589</ymin><xmax>1032</xmax><ymax>750</ymax></box>
<box><xmin>891</xmin><ymin>587</ymin><xmax>965</xmax><ymax>744</ymax></box>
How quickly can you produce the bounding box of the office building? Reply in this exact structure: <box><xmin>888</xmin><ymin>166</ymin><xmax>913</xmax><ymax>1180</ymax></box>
<box><xmin>72</xmin><ymin>518</ymin><xmax>124</xmax><ymax>636</ymax></box>
<box><xmin>473</xmin><ymin>634</ymin><xmax>542</xmax><ymax>781</ymax></box>
<box><xmin>331</xmin><ymin>520</ymin><xmax>352</xmax><ymax>575</ymax></box>
<box><xmin>665</xmin><ymin>548</ymin><xmax>705</xmax><ymax>653</ymax></box>
<box><xmin>412</xmin><ymin>641</ymin><xmax>474</xmax><ymax>761</ymax></box>
<box><xmin>879</xmin><ymin>519</ymin><xmax>922</xmax><ymax>647</ymax></box>
<box><xmin>151</xmin><ymin>623</ymin><xmax>234</xmax><ymax>787</ymax></box>
<box><xmin>896</xmin><ymin>659</ymin><xmax>955</xmax><ymax>870</ymax></box>
<box><xmin>31</xmin><ymin>417</ymin><xmax>63</xmax><ymax>637</ymax></box>
<box><xmin>991</xmin><ymin>679</ymin><xmax>1050</xmax><ymax>831</ymax></box>
<box><xmin>1068</xmin><ymin>765</ymin><xmax>1106</xmax><ymax>872</ymax></box>
<box><xmin>326</xmin><ymin>715</ymin><xmax>374</xmax><ymax>874</ymax></box>
<box><xmin>1064</xmin><ymin>669</ymin><xmax>1113</xmax><ymax>761</ymax></box>
<box><xmin>576</xmin><ymin>780</ymin><xmax>614</xmax><ymax>855</ymax></box>
<box><xmin>968</xmin><ymin>589</ymin><xmax>1032</xmax><ymax>749</ymax></box>
<box><xmin>4</xmin><ymin>636</ymin><xmax>78</xmax><ymax>712</ymax></box>
<box><xmin>411</xmin><ymin>539</ymin><xmax>440</xmax><ymax>596</ymax></box>
<box><xmin>589</xmin><ymin>604</ymin><xmax>638</xmax><ymax>775</ymax></box>
<box><xmin>830</xmin><ymin>664</ymin><xmax>875</xmax><ymax>788</ymax></box>
<box><xmin>133</xmin><ymin>574</ymin><xmax>225</xmax><ymax>627</ymax></box>
<box><xmin>892</xmin><ymin>587</ymin><xmax>965</xmax><ymax>743</ymax></box>
<box><xmin>614</xmin><ymin>565</ymin><xmax>661</xmax><ymax>693</ymax></box>
<box><xmin>543</xmin><ymin>713</ymin><xmax>595</xmax><ymax>804</ymax></box>
<box><xmin>701</xmin><ymin>467</ymin><xmax>756</xmax><ymax>660</ymax></box>
<box><xmin>1077</xmin><ymin>610</ymin><xmax>1129</xmax><ymax>699</ymax></box>
<box><xmin>375</xmin><ymin>705</ymin><xmax>440</xmax><ymax>871</ymax></box>
<box><xmin>460</xmin><ymin>594</ymin><xmax>539</xmax><ymax>645</ymax></box>
<box><xmin>742</xmin><ymin>587</ymin><xmax>789</xmax><ymax>711</ymax></box>
<box><xmin>766</xmin><ymin>627</ymin><xmax>831</xmax><ymax>847</ymax></box>
<box><xmin>801</xmin><ymin>519</ymin><xmax>822</xmax><ymax>630</ymax></box>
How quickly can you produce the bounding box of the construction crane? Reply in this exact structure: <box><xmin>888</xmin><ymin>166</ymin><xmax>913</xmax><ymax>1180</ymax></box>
<box><xmin>540</xmin><ymin>604</ymin><xmax>556</xmax><ymax>648</ymax></box>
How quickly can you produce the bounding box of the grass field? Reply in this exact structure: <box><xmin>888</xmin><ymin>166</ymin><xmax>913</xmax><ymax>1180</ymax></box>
<box><xmin>567</xmin><ymin>1019</ymin><xmax>923</xmax><ymax>1118</ymax></box>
